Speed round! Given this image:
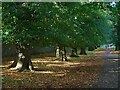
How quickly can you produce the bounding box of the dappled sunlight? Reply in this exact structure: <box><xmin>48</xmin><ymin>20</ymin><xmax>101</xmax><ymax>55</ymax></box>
<box><xmin>67</xmin><ymin>57</ymin><xmax>72</xmax><ymax>59</ymax></box>
<box><xmin>33</xmin><ymin>71</ymin><xmax>66</xmax><ymax>77</ymax></box>
<box><xmin>46</xmin><ymin>62</ymin><xmax>102</xmax><ymax>68</ymax></box>
<box><xmin>9</xmin><ymin>67</ymin><xmax>19</xmax><ymax>71</ymax></box>
<box><xmin>47</xmin><ymin>64</ymin><xmax>69</xmax><ymax>67</ymax></box>
<box><xmin>33</xmin><ymin>71</ymin><xmax>54</xmax><ymax>74</ymax></box>
<box><xmin>110</xmin><ymin>51</ymin><xmax>120</xmax><ymax>54</ymax></box>
<box><xmin>2</xmin><ymin>49</ymin><xmax>117</xmax><ymax>88</ymax></box>
<box><xmin>0</xmin><ymin>65</ymin><xmax>9</xmax><ymax>68</ymax></box>
<box><xmin>2</xmin><ymin>52</ymin><xmax>105</xmax><ymax>88</ymax></box>
<box><xmin>32</xmin><ymin>60</ymin><xmax>63</xmax><ymax>63</ymax></box>
<box><xmin>32</xmin><ymin>57</ymin><xmax>56</xmax><ymax>61</ymax></box>
<box><xmin>95</xmin><ymin>51</ymin><xmax>106</xmax><ymax>54</ymax></box>
<box><xmin>53</xmin><ymin>73</ymin><xmax>66</xmax><ymax>77</ymax></box>
<box><xmin>3</xmin><ymin>69</ymin><xmax>66</xmax><ymax>77</ymax></box>
<box><xmin>46</xmin><ymin>62</ymin><xmax>81</xmax><ymax>67</ymax></box>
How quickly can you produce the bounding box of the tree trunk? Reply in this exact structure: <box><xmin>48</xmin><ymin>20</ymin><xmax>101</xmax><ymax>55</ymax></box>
<box><xmin>115</xmin><ymin>39</ymin><xmax>120</xmax><ymax>51</ymax></box>
<box><xmin>80</xmin><ymin>47</ymin><xmax>87</xmax><ymax>55</ymax></box>
<box><xmin>56</xmin><ymin>46</ymin><xmax>60</xmax><ymax>59</ymax></box>
<box><xmin>95</xmin><ymin>46</ymin><xmax>97</xmax><ymax>49</ymax></box>
<box><xmin>60</xmin><ymin>47</ymin><xmax>67</xmax><ymax>61</ymax></box>
<box><xmin>115</xmin><ymin>17</ymin><xmax>120</xmax><ymax>50</ymax></box>
<box><xmin>7</xmin><ymin>45</ymin><xmax>19</xmax><ymax>69</ymax></box>
<box><xmin>8</xmin><ymin>44</ymin><xmax>34</xmax><ymax>72</ymax></box>
<box><xmin>116</xmin><ymin>2</ymin><xmax>120</xmax><ymax>50</ymax></box>
<box><xmin>7</xmin><ymin>58</ymin><xmax>18</xmax><ymax>69</ymax></box>
<box><xmin>88</xmin><ymin>47</ymin><xmax>95</xmax><ymax>51</ymax></box>
<box><xmin>97</xmin><ymin>45</ymin><xmax>100</xmax><ymax>48</ymax></box>
<box><xmin>70</xmin><ymin>48</ymin><xmax>79</xmax><ymax>57</ymax></box>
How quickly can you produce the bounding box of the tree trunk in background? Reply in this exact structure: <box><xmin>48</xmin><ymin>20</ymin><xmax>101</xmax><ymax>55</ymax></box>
<box><xmin>88</xmin><ymin>47</ymin><xmax>95</xmax><ymax>51</ymax></box>
<box><xmin>115</xmin><ymin>2</ymin><xmax>120</xmax><ymax>50</ymax></box>
<box><xmin>56</xmin><ymin>46</ymin><xmax>60</xmax><ymax>59</ymax></box>
<box><xmin>7</xmin><ymin>55</ymin><xmax>18</xmax><ymax>69</ymax></box>
<box><xmin>115</xmin><ymin>43</ymin><xmax>119</xmax><ymax>51</ymax></box>
<box><xmin>88</xmin><ymin>46</ymin><xmax>97</xmax><ymax>51</ymax></box>
<box><xmin>95</xmin><ymin>46</ymin><xmax>97</xmax><ymax>49</ymax></box>
<box><xmin>60</xmin><ymin>47</ymin><xmax>67</xmax><ymax>61</ymax></box>
<box><xmin>70</xmin><ymin>48</ymin><xmax>79</xmax><ymax>57</ymax></box>
<box><xmin>97</xmin><ymin>45</ymin><xmax>100</xmax><ymax>48</ymax></box>
<box><xmin>117</xmin><ymin>2</ymin><xmax>120</xmax><ymax>50</ymax></box>
<box><xmin>7</xmin><ymin>44</ymin><xmax>18</xmax><ymax>69</ymax></box>
<box><xmin>115</xmin><ymin>30</ymin><xmax>120</xmax><ymax>50</ymax></box>
<box><xmin>80</xmin><ymin>47</ymin><xmax>87</xmax><ymax>55</ymax></box>
<box><xmin>8</xmin><ymin>44</ymin><xmax>34</xmax><ymax>72</ymax></box>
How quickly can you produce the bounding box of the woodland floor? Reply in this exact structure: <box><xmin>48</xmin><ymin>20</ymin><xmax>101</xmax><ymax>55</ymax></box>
<box><xmin>1</xmin><ymin>49</ymin><xmax>120</xmax><ymax>89</ymax></box>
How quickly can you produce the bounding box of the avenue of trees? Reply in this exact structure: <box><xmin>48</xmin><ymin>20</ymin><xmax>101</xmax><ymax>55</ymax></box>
<box><xmin>2</xmin><ymin>2</ymin><xmax>120</xmax><ymax>71</ymax></box>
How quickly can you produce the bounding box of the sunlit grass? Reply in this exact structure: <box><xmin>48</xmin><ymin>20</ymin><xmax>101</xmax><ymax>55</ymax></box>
<box><xmin>86</xmin><ymin>51</ymin><xmax>95</xmax><ymax>55</ymax></box>
<box><xmin>70</xmin><ymin>57</ymin><xmax>84</xmax><ymax>62</ymax></box>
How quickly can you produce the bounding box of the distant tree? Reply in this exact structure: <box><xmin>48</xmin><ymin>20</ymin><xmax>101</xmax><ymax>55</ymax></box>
<box><xmin>106</xmin><ymin>1</ymin><xmax>120</xmax><ymax>50</ymax></box>
<box><xmin>116</xmin><ymin>2</ymin><xmax>120</xmax><ymax>50</ymax></box>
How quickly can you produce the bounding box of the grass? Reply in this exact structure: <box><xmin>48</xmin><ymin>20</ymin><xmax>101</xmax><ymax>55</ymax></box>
<box><xmin>69</xmin><ymin>51</ymin><xmax>96</xmax><ymax>62</ymax></box>
<box><xmin>77</xmin><ymin>50</ymin><xmax>95</xmax><ymax>55</ymax></box>
<box><xmin>66</xmin><ymin>48</ymin><xmax>95</xmax><ymax>55</ymax></box>
<box><xmin>70</xmin><ymin>57</ymin><xmax>84</xmax><ymax>62</ymax></box>
<box><xmin>86</xmin><ymin>50</ymin><xmax>95</xmax><ymax>55</ymax></box>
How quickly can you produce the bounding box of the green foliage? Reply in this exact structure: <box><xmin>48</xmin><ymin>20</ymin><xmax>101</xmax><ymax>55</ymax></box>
<box><xmin>105</xmin><ymin>1</ymin><xmax>120</xmax><ymax>50</ymax></box>
<box><xmin>2</xmin><ymin>2</ymin><xmax>113</xmax><ymax>48</ymax></box>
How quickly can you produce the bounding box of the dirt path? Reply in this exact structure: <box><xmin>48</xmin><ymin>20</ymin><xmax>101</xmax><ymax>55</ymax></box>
<box><xmin>93</xmin><ymin>50</ymin><xmax>119</xmax><ymax>88</ymax></box>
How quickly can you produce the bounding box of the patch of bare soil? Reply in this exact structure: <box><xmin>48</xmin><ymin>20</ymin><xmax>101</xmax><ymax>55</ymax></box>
<box><xmin>2</xmin><ymin>54</ymin><xmax>104</xmax><ymax>89</ymax></box>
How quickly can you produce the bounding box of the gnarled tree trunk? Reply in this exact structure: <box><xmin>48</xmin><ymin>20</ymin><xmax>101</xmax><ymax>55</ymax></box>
<box><xmin>115</xmin><ymin>2</ymin><xmax>120</xmax><ymax>50</ymax></box>
<box><xmin>60</xmin><ymin>46</ymin><xmax>67</xmax><ymax>61</ymax></box>
<box><xmin>7</xmin><ymin>45</ymin><xmax>19</xmax><ymax>69</ymax></box>
<box><xmin>8</xmin><ymin>44</ymin><xmax>34</xmax><ymax>72</ymax></box>
<box><xmin>88</xmin><ymin>46</ymin><xmax>95</xmax><ymax>51</ymax></box>
<box><xmin>56</xmin><ymin>46</ymin><xmax>60</xmax><ymax>59</ymax></box>
<box><xmin>70</xmin><ymin>48</ymin><xmax>79</xmax><ymax>57</ymax></box>
<box><xmin>80</xmin><ymin>47</ymin><xmax>87</xmax><ymax>55</ymax></box>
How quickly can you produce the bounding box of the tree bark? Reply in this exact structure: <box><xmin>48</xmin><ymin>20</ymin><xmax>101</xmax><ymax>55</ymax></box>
<box><xmin>7</xmin><ymin>45</ymin><xmax>19</xmax><ymax>69</ymax></box>
<box><xmin>8</xmin><ymin>44</ymin><xmax>34</xmax><ymax>72</ymax></box>
<box><xmin>70</xmin><ymin>48</ymin><xmax>79</xmax><ymax>57</ymax></box>
<box><xmin>97</xmin><ymin>45</ymin><xmax>100</xmax><ymax>48</ymax></box>
<box><xmin>80</xmin><ymin>47</ymin><xmax>87</xmax><ymax>55</ymax></box>
<box><xmin>115</xmin><ymin>23</ymin><xmax>120</xmax><ymax>50</ymax></box>
<box><xmin>88</xmin><ymin>47</ymin><xmax>95</xmax><ymax>51</ymax></box>
<box><xmin>56</xmin><ymin>46</ymin><xmax>60</xmax><ymax>59</ymax></box>
<box><xmin>115</xmin><ymin>2</ymin><xmax>120</xmax><ymax>50</ymax></box>
<box><xmin>115</xmin><ymin>38</ymin><xmax>120</xmax><ymax>51</ymax></box>
<box><xmin>95</xmin><ymin>46</ymin><xmax>97</xmax><ymax>49</ymax></box>
<box><xmin>115</xmin><ymin>19</ymin><xmax>120</xmax><ymax>50</ymax></box>
<box><xmin>60</xmin><ymin>46</ymin><xmax>67</xmax><ymax>61</ymax></box>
